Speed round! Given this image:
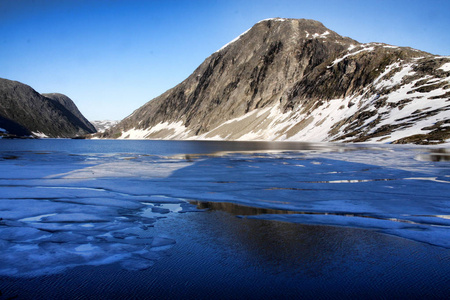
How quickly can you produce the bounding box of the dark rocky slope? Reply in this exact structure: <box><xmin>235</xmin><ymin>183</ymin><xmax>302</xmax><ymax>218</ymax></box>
<box><xmin>101</xmin><ymin>18</ymin><xmax>450</xmax><ymax>144</ymax></box>
<box><xmin>0</xmin><ymin>78</ymin><xmax>96</xmax><ymax>138</ymax></box>
<box><xmin>43</xmin><ymin>93</ymin><xmax>96</xmax><ymax>133</ymax></box>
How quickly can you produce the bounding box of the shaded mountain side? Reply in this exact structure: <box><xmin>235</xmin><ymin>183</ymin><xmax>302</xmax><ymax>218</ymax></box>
<box><xmin>43</xmin><ymin>93</ymin><xmax>97</xmax><ymax>133</ymax></box>
<box><xmin>0</xmin><ymin>117</ymin><xmax>32</xmax><ymax>137</ymax></box>
<box><xmin>0</xmin><ymin>78</ymin><xmax>97</xmax><ymax>138</ymax></box>
<box><xmin>100</xmin><ymin>18</ymin><xmax>450</xmax><ymax>144</ymax></box>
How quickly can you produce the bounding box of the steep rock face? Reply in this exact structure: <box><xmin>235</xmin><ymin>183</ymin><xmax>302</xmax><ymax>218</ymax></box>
<box><xmin>102</xmin><ymin>18</ymin><xmax>450</xmax><ymax>144</ymax></box>
<box><xmin>0</xmin><ymin>78</ymin><xmax>96</xmax><ymax>138</ymax></box>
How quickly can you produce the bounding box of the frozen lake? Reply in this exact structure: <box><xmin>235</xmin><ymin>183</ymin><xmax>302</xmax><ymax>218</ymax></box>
<box><xmin>0</xmin><ymin>139</ymin><xmax>449</xmax><ymax>298</ymax></box>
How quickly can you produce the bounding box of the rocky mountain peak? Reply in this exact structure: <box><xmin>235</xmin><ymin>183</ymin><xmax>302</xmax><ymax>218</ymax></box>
<box><xmin>101</xmin><ymin>18</ymin><xmax>449</xmax><ymax>144</ymax></box>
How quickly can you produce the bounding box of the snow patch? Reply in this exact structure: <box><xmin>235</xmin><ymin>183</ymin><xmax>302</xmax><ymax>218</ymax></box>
<box><xmin>91</xmin><ymin>120</ymin><xmax>119</xmax><ymax>132</ymax></box>
<box><xmin>32</xmin><ymin>131</ymin><xmax>48</xmax><ymax>138</ymax></box>
<box><xmin>439</xmin><ymin>62</ymin><xmax>450</xmax><ymax>72</ymax></box>
<box><xmin>329</xmin><ymin>46</ymin><xmax>375</xmax><ymax>67</ymax></box>
<box><xmin>312</xmin><ymin>31</ymin><xmax>330</xmax><ymax>39</ymax></box>
<box><xmin>374</xmin><ymin>63</ymin><xmax>416</xmax><ymax>89</ymax></box>
<box><xmin>118</xmin><ymin>121</ymin><xmax>190</xmax><ymax>140</ymax></box>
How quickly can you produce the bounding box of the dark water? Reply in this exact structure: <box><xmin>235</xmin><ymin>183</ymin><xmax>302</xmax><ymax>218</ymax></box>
<box><xmin>1</xmin><ymin>208</ymin><xmax>449</xmax><ymax>299</ymax></box>
<box><xmin>0</xmin><ymin>139</ymin><xmax>449</xmax><ymax>299</ymax></box>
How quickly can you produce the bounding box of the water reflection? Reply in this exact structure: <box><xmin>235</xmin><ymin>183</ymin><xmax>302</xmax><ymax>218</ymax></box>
<box><xmin>0</xmin><ymin>139</ymin><xmax>349</xmax><ymax>156</ymax></box>
<box><xmin>416</xmin><ymin>148</ymin><xmax>450</xmax><ymax>161</ymax></box>
<box><xmin>190</xmin><ymin>200</ymin><xmax>372</xmax><ymax>218</ymax></box>
<box><xmin>156</xmin><ymin>200</ymin><xmax>450</xmax><ymax>299</ymax></box>
<box><xmin>191</xmin><ymin>201</ymin><xmax>300</xmax><ymax>215</ymax></box>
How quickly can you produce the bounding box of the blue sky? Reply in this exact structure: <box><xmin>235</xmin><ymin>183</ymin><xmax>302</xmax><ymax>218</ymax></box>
<box><xmin>1</xmin><ymin>0</ymin><xmax>449</xmax><ymax>120</ymax></box>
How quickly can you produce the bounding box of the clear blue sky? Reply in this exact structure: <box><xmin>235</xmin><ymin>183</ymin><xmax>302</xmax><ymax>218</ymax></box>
<box><xmin>1</xmin><ymin>0</ymin><xmax>449</xmax><ymax>120</ymax></box>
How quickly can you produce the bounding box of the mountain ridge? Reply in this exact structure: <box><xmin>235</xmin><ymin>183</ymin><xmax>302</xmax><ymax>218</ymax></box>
<box><xmin>101</xmin><ymin>18</ymin><xmax>450</xmax><ymax>144</ymax></box>
<box><xmin>0</xmin><ymin>78</ymin><xmax>96</xmax><ymax>138</ymax></box>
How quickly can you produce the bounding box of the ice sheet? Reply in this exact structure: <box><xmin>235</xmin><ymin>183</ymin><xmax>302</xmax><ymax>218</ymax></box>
<box><xmin>0</xmin><ymin>144</ymin><xmax>449</xmax><ymax>277</ymax></box>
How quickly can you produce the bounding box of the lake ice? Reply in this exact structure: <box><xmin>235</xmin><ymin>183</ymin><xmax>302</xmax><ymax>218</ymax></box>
<box><xmin>0</xmin><ymin>140</ymin><xmax>449</xmax><ymax>278</ymax></box>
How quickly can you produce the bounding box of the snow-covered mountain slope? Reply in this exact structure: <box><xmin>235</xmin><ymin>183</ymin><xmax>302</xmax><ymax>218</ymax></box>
<box><xmin>91</xmin><ymin>120</ymin><xmax>119</xmax><ymax>133</ymax></box>
<box><xmin>101</xmin><ymin>18</ymin><xmax>450</xmax><ymax>144</ymax></box>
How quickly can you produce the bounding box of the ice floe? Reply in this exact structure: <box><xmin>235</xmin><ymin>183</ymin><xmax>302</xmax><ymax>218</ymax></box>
<box><xmin>0</xmin><ymin>141</ymin><xmax>448</xmax><ymax>278</ymax></box>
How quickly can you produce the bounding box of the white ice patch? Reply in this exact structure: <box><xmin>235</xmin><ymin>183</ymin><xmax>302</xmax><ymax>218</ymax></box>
<box><xmin>49</xmin><ymin>159</ymin><xmax>193</xmax><ymax>179</ymax></box>
<box><xmin>0</xmin><ymin>153</ymin><xmax>197</xmax><ymax>277</ymax></box>
<box><xmin>19</xmin><ymin>213</ymin><xmax>57</xmax><ymax>222</ymax></box>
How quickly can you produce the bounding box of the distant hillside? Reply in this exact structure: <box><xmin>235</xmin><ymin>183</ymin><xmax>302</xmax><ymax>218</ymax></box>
<box><xmin>43</xmin><ymin>93</ymin><xmax>96</xmax><ymax>133</ymax></box>
<box><xmin>90</xmin><ymin>120</ymin><xmax>119</xmax><ymax>133</ymax></box>
<box><xmin>101</xmin><ymin>18</ymin><xmax>450</xmax><ymax>144</ymax></box>
<box><xmin>0</xmin><ymin>78</ymin><xmax>96</xmax><ymax>138</ymax></box>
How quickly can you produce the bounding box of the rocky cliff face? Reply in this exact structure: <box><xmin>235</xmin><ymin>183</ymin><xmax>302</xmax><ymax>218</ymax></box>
<box><xmin>0</xmin><ymin>78</ymin><xmax>96</xmax><ymax>138</ymax></box>
<box><xmin>102</xmin><ymin>18</ymin><xmax>450</xmax><ymax>144</ymax></box>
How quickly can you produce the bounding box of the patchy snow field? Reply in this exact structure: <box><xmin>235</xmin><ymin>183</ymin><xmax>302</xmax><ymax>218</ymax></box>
<box><xmin>0</xmin><ymin>139</ymin><xmax>449</xmax><ymax>297</ymax></box>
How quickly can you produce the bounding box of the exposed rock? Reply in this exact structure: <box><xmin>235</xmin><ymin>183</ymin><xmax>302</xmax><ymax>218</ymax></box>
<box><xmin>101</xmin><ymin>18</ymin><xmax>450</xmax><ymax>144</ymax></box>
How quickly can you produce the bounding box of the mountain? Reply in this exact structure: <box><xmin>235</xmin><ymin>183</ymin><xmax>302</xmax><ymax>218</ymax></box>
<box><xmin>0</xmin><ymin>78</ymin><xmax>96</xmax><ymax>138</ymax></box>
<box><xmin>90</xmin><ymin>120</ymin><xmax>119</xmax><ymax>133</ymax></box>
<box><xmin>101</xmin><ymin>18</ymin><xmax>450</xmax><ymax>144</ymax></box>
<box><xmin>42</xmin><ymin>93</ymin><xmax>97</xmax><ymax>133</ymax></box>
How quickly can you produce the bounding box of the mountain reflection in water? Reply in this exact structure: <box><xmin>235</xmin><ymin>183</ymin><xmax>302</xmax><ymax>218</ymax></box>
<box><xmin>191</xmin><ymin>200</ymin><xmax>300</xmax><ymax>215</ymax></box>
